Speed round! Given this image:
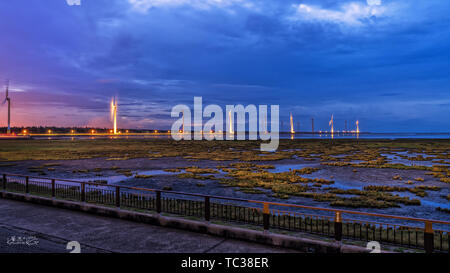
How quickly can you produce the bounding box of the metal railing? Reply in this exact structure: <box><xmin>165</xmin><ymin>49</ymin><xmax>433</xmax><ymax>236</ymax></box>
<box><xmin>1</xmin><ymin>173</ymin><xmax>449</xmax><ymax>253</ymax></box>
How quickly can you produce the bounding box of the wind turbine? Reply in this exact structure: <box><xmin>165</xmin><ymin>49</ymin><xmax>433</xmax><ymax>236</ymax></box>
<box><xmin>2</xmin><ymin>80</ymin><xmax>11</xmax><ymax>134</ymax></box>
<box><xmin>290</xmin><ymin>112</ymin><xmax>295</xmax><ymax>134</ymax></box>
<box><xmin>329</xmin><ymin>114</ymin><xmax>334</xmax><ymax>135</ymax></box>
<box><xmin>182</xmin><ymin>110</ymin><xmax>184</xmax><ymax>133</ymax></box>
<box><xmin>110</xmin><ymin>97</ymin><xmax>117</xmax><ymax>134</ymax></box>
<box><xmin>228</xmin><ymin>110</ymin><xmax>234</xmax><ymax>134</ymax></box>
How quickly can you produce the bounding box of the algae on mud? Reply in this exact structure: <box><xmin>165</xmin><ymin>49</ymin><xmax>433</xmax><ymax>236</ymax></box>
<box><xmin>0</xmin><ymin>138</ymin><xmax>448</xmax><ymax>163</ymax></box>
<box><xmin>0</xmin><ymin>138</ymin><xmax>448</xmax><ymax>210</ymax></box>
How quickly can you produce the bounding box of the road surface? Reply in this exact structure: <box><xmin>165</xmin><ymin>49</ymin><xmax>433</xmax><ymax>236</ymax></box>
<box><xmin>0</xmin><ymin>198</ymin><xmax>300</xmax><ymax>253</ymax></box>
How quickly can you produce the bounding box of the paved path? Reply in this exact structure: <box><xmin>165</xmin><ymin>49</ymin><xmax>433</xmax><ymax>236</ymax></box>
<box><xmin>0</xmin><ymin>198</ymin><xmax>300</xmax><ymax>253</ymax></box>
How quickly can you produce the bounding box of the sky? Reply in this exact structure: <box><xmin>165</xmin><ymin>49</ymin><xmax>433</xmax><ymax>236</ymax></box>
<box><xmin>0</xmin><ymin>0</ymin><xmax>449</xmax><ymax>132</ymax></box>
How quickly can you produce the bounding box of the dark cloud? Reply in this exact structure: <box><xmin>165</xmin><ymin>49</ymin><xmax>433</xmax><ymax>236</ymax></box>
<box><xmin>0</xmin><ymin>0</ymin><xmax>449</xmax><ymax>132</ymax></box>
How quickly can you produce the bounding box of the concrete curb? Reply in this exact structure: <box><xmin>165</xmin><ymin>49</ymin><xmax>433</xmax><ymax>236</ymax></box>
<box><xmin>1</xmin><ymin>191</ymin><xmax>372</xmax><ymax>253</ymax></box>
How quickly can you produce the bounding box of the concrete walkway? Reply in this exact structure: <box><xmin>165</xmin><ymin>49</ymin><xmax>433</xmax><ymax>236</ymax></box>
<box><xmin>0</xmin><ymin>198</ymin><xmax>300</xmax><ymax>253</ymax></box>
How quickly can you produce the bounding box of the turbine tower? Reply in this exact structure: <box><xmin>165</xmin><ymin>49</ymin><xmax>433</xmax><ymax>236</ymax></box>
<box><xmin>228</xmin><ymin>110</ymin><xmax>234</xmax><ymax>134</ymax></box>
<box><xmin>264</xmin><ymin>114</ymin><xmax>268</xmax><ymax>134</ymax></box>
<box><xmin>110</xmin><ymin>97</ymin><xmax>118</xmax><ymax>134</ymax></box>
<box><xmin>3</xmin><ymin>80</ymin><xmax>11</xmax><ymax>134</ymax></box>
<box><xmin>329</xmin><ymin>114</ymin><xmax>334</xmax><ymax>135</ymax></box>
<box><xmin>290</xmin><ymin>112</ymin><xmax>295</xmax><ymax>134</ymax></box>
<box><xmin>181</xmin><ymin>110</ymin><xmax>184</xmax><ymax>133</ymax></box>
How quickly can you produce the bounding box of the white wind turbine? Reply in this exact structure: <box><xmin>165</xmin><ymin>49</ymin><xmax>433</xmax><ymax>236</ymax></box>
<box><xmin>2</xmin><ymin>80</ymin><xmax>11</xmax><ymax>134</ymax></box>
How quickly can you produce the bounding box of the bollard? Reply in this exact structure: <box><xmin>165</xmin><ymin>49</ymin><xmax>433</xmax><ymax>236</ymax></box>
<box><xmin>204</xmin><ymin>196</ymin><xmax>210</xmax><ymax>221</ymax></box>
<box><xmin>2</xmin><ymin>174</ymin><xmax>6</xmax><ymax>190</ymax></box>
<box><xmin>25</xmin><ymin>176</ymin><xmax>29</xmax><ymax>194</ymax></box>
<box><xmin>334</xmin><ymin>211</ymin><xmax>343</xmax><ymax>241</ymax></box>
<box><xmin>424</xmin><ymin>221</ymin><xmax>434</xmax><ymax>253</ymax></box>
<box><xmin>81</xmin><ymin>183</ymin><xmax>85</xmax><ymax>202</ymax></box>
<box><xmin>51</xmin><ymin>179</ymin><xmax>55</xmax><ymax>198</ymax></box>
<box><xmin>156</xmin><ymin>191</ymin><xmax>161</xmax><ymax>214</ymax></box>
<box><xmin>263</xmin><ymin>203</ymin><xmax>270</xmax><ymax>232</ymax></box>
<box><xmin>115</xmin><ymin>186</ymin><xmax>121</xmax><ymax>208</ymax></box>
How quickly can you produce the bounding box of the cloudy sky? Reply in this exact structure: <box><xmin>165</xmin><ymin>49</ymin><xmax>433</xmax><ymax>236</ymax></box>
<box><xmin>0</xmin><ymin>0</ymin><xmax>449</xmax><ymax>132</ymax></box>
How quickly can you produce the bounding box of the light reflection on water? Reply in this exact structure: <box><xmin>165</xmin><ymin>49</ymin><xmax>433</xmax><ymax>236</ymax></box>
<box><xmin>78</xmin><ymin>169</ymin><xmax>186</xmax><ymax>184</ymax></box>
<box><xmin>52</xmin><ymin>161</ymin><xmax>449</xmax><ymax>227</ymax></box>
<box><xmin>381</xmin><ymin>152</ymin><xmax>450</xmax><ymax>167</ymax></box>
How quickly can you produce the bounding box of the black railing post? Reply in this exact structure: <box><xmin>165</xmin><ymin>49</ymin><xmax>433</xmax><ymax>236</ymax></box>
<box><xmin>334</xmin><ymin>211</ymin><xmax>342</xmax><ymax>241</ymax></box>
<box><xmin>116</xmin><ymin>186</ymin><xmax>120</xmax><ymax>208</ymax></box>
<box><xmin>81</xmin><ymin>183</ymin><xmax>85</xmax><ymax>202</ymax></box>
<box><xmin>424</xmin><ymin>221</ymin><xmax>434</xmax><ymax>253</ymax></box>
<box><xmin>156</xmin><ymin>191</ymin><xmax>161</xmax><ymax>214</ymax></box>
<box><xmin>25</xmin><ymin>176</ymin><xmax>29</xmax><ymax>194</ymax></box>
<box><xmin>205</xmin><ymin>196</ymin><xmax>210</xmax><ymax>221</ymax></box>
<box><xmin>263</xmin><ymin>203</ymin><xmax>270</xmax><ymax>232</ymax></box>
<box><xmin>3</xmin><ymin>174</ymin><xmax>6</xmax><ymax>190</ymax></box>
<box><xmin>51</xmin><ymin>179</ymin><xmax>55</xmax><ymax>198</ymax></box>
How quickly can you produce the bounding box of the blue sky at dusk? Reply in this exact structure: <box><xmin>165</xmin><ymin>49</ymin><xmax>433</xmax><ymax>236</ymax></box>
<box><xmin>0</xmin><ymin>0</ymin><xmax>449</xmax><ymax>132</ymax></box>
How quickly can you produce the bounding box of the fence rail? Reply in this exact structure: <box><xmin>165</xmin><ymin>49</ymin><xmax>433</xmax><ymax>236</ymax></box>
<box><xmin>1</xmin><ymin>173</ymin><xmax>449</xmax><ymax>253</ymax></box>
